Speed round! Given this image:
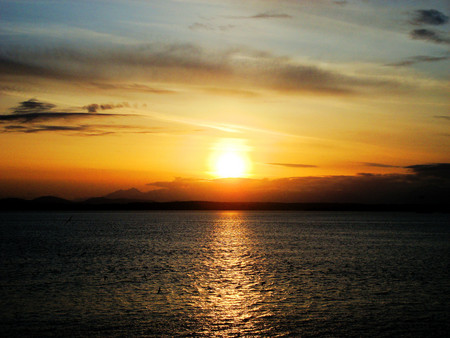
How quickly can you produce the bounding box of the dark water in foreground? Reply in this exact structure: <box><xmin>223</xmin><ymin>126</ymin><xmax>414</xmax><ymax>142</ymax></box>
<box><xmin>1</xmin><ymin>211</ymin><xmax>449</xmax><ymax>337</ymax></box>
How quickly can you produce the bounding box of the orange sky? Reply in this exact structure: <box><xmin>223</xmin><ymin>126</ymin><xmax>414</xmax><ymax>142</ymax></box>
<box><xmin>0</xmin><ymin>0</ymin><xmax>449</xmax><ymax>200</ymax></box>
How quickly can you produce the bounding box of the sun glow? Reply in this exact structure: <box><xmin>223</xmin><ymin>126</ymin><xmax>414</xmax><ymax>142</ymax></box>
<box><xmin>215</xmin><ymin>152</ymin><xmax>246</xmax><ymax>178</ymax></box>
<box><xmin>210</xmin><ymin>139</ymin><xmax>252</xmax><ymax>178</ymax></box>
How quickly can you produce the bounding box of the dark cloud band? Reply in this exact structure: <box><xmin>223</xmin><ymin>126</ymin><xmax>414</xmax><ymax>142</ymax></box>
<box><xmin>0</xmin><ymin>99</ymin><xmax>133</xmax><ymax>135</ymax></box>
<box><xmin>410</xmin><ymin>29</ymin><xmax>450</xmax><ymax>44</ymax></box>
<box><xmin>0</xmin><ymin>44</ymin><xmax>401</xmax><ymax>96</ymax></box>
<box><xmin>138</xmin><ymin>163</ymin><xmax>450</xmax><ymax>204</ymax></box>
<box><xmin>411</xmin><ymin>9</ymin><xmax>449</xmax><ymax>26</ymax></box>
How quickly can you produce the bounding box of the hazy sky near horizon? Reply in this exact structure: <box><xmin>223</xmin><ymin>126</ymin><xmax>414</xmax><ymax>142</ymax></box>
<box><xmin>0</xmin><ymin>0</ymin><xmax>449</xmax><ymax>199</ymax></box>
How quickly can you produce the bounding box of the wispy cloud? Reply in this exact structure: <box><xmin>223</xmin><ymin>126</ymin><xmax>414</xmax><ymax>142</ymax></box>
<box><xmin>226</xmin><ymin>12</ymin><xmax>292</xmax><ymax>20</ymax></box>
<box><xmin>386</xmin><ymin>55</ymin><xmax>449</xmax><ymax>67</ymax></box>
<box><xmin>267</xmin><ymin>163</ymin><xmax>318</xmax><ymax>168</ymax></box>
<box><xmin>83</xmin><ymin>102</ymin><xmax>129</xmax><ymax>113</ymax></box>
<box><xmin>434</xmin><ymin>115</ymin><xmax>450</xmax><ymax>121</ymax></box>
<box><xmin>4</xmin><ymin>124</ymin><xmax>107</xmax><ymax>135</ymax></box>
<box><xmin>249</xmin><ymin>12</ymin><xmax>292</xmax><ymax>19</ymax></box>
<box><xmin>189</xmin><ymin>22</ymin><xmax>235</xmax><ymax>31</ymax></box>
<box><xmin>0</xmin><ymin>21</ymin><xmax>140</xmax><ymax>45</ymax></box>
<box><xmin>189</xmin><ymin>22</ymin><xmax>214</xmax><ymax>31</ymax></box>
<box><xmin>0</xmin><ymin>44</ymin><xmax>401</xmax><ymax>96</ymax></box>
<box><xmin>409</xmin><ymin>29</ymin><xmax>450</xmax><ymax>44</ymax></box>
<box><xmin>89</xmin><ymin>82</ymin><xmax>176</xmax><ymax>94</ymax></box>
<box><xmin>0</xmin><ymin>99</ymin><xmax>154</xmax><ymax>136</ymax></box>
<box><xmin>361</xmin><ymin>162</ymin><xmax>402</xmax><ymax>168</ymax></box>
<box><xmin>0</xmin><ymin>99</ymin><xmax>126</xmax><ymax>123</ymax></box>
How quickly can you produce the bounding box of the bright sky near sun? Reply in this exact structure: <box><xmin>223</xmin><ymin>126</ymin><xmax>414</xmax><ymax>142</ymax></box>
<box><xmin>0</xmin><ymin>0</ymin><xmax>449</xmax><ymax>199</ymax></box>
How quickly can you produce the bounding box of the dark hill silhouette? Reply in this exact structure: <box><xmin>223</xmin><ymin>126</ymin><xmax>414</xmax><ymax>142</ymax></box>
<box><xmin>84</xmin><ymin>197</ymin><xmax>151</xmax><ymax>205</ymax></box>
<box><xmin>0</xmin><ymin>197</ymin><xmax>448</xmax><ymax>213</ymax></box>
<box><xmin>32</xmin><ymin>196</ymin><xmax>72</xmax><ymax>204</ymax></box>
<box><xmin>105</xmin><ymin>188</ymin><xmax>150</xmax><ymax>200</ymax></box>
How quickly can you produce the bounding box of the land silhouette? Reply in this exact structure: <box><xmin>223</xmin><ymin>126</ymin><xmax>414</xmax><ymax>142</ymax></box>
<box><xmin>0</xmin><ymin>196</ymin><xmax>448</xmax><ymax>213</ymax></box>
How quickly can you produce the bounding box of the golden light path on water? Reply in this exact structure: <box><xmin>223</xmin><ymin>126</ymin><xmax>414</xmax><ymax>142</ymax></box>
<box><xmin>3</xmin><ymin>212</ymin><xmax>450</xmax><ymax>336</ymax></box>
<box><xmin>189</xmin><ymin>212</ymin><xmax>275</xmax><ymax>336</ymax></box>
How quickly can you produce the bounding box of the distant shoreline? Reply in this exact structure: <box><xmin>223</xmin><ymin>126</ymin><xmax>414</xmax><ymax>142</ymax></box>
<box><xmin>0</xmin><ymin>197</ymin><xmax>448</xmax><ymax>213</ymax></box>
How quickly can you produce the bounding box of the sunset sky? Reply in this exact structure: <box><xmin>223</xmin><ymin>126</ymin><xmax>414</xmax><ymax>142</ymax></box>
<box><xmin>0</xmin><ymin>0</ymin><xmax>449</xmax><ymax>201</ymax></box>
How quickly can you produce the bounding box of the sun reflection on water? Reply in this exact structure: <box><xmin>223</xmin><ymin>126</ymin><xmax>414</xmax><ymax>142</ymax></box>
<box><xmin>190</xmin><ymin>212</ymin><xmax>274</xmax><ymax>336</ymax></box>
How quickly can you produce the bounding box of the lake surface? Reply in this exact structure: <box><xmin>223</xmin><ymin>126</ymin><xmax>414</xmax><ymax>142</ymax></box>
<box><xmin>1</xmin><ymin>211</ymin><xmax>449</xmax><ymax>337</ymax></box>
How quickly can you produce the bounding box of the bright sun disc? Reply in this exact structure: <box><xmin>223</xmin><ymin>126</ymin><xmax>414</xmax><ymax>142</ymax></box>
<box><xmin>210</xmin><ymin>138</ymin><xmax>252</xmax><ymax>178</ymax></box>
<box><xmin>215</xmin><ymin>152</ymin><xmax>246</xmax><ymax>178</ymax></box>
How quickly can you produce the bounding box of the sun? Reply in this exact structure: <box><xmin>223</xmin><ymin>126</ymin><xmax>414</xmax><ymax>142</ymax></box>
<box><xmin>210</xmin><ymin>138</ymin><xmax>252</xmax><ymax>178</ymax></box>
<box><xmin>215</xmin><ymin>152</ymin><xmax>246</xmax><ymax>178</ymax></box>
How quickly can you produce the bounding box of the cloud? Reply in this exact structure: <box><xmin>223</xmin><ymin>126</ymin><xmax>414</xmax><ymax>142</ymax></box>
<box><xmin>83</xmin><ymin>102</ymin><xmax>129</xmax><ymax>113</ymax></box>
<box><xmin>0</xmin><ymin>99</ymin><xmax>125</xmax><ymax>123</ymax></box>
<box><xmin>5</xmin><ymin>124</ymin><xmax>93</xmax><ymax>134</ymax></box>
<box><xmin>2</xmin><ymin>123</ymin><xmax>167</xmax><ymax>136</ymax></box>
<box><xmin>434</xmin><ymin>115</ymin><xmax>450</xmax><ymax>121</ymax></box>
<box><xmin>226</xmin><ymin>12</ymin><xmax>292</xmax><ymax>20</ymax></box>
<box><xmin>0</xmin><ymin>56</ymin><xmax>63</xmax><ymax>80</ymax></box>
<box><xmin>0</xmin><ymin>98</ymin><xmax>145</xmax><ymax>135</ymax></box>
<box><xmin>0</xmin><ymin>44</ymin><xmax>405</xmax><ymax>96</ymax></box>
<box><xmin>249</xmin><ymin>12</ymin><xmax>292</xmax><ymax>19</ymax></box>
<box><xmin>386</xmin><ymin>55</ymin><xmax>449</xmax><ymax>67</ymax></box>
<box><xmin>2</xmin><ymin>123</ymin><xmax>116</xmax><ymax>135</ymax></box>
<box><xmin>0</xmin><ymin>112</ymin><xmax>105</xmax><ymax>123</ymax></box>
<box><xmin>189</xmin><ymin>22</ymin><xmax>215</xmax><ymax>31</ymax></box>
<box><xmin>137</xmin><ymin>163</ymin><xmax>450</xmax><ymax>203</ymax></box>
<box><xmin>267</xmin><ymin>163</ymin><xmax>318</xmax><ymax>168</ymax></box>
<box><xmin>406</xmin><ymin>163</ymin><xmax>450</xmax><ymax>179</ymax></box>
<box><xmin>11</xmin><ymin>98</ymin><xmax>55</xmax><ymax>114</ymax></box>
<box><xmin>89</xmin><ymin>82</ymin><xmax>175</xmax><ymax>94</ymax></box>
<box><xmin>0</xmin><ymin>98</ymin><xmax>208</xmax><ymax>136</ymax></box>
<box><xmin>411</xmin><ymin>9</ymin><xmax>449</xmax><ymax>26</ymax></box>
<box><xmin>218</xmin><ymin>25</ymin><xmax>236</xmax><ymax>31</ymax></box>
<box><xmin>409</xmin><ymin>29</ymin><xmax>450</xmax><ymax>44</ymax></box>
<box><xmin>189</xmin><ymin>22</ymin><xmax>235</xmax><ymax>32</ymax></box>
<box><xmin>361</xmin><ymin>162</ymin><xmax>402</xmax><ymax>168</ymax></box>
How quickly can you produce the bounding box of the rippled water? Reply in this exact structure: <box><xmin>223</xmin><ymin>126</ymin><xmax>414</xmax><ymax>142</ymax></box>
<box><xmin>1</xmin><ymin>211</ymin><xmax>449</xmax><ymax>337</ymax></box>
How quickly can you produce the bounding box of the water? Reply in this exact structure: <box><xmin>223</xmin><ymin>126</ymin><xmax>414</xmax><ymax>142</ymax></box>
<box><xmin>1</xmin><ymin>211</ymin><xmax>449</xmax><ymax>337</ymax></box>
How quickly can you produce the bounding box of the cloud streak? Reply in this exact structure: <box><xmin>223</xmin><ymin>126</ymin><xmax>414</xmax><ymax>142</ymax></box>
<box><xmin>249</xmin><ymin>12</ymin><xmax>292</xmax><ymax>19</ymax></box>
<box><xmin>10</xmin><ymin>99</ymin><xmax>127</xmax><ymax>118</ymax></box>
<box><xmin>267</xmin><ymin>163</ymin><xmax>318</xmax><ymax>168</ymax></box>
<box><xmin>386</xmin><ymin>55</ymin><xmax>449</xmax><ymax>67</ymax></box>
<box><xmin>0</xmin><ymin>44</ymin><xmax>403</xmax><ymax>96</ymax></box>
<box><xmin>0</xmin><ymin>99</ymin><xmax>127</xmax><ymax>124</ymax></box>
<box><xmin>83</xmin><ymin>102</ymin><xmax>129</xmax><ymax>113</ymax></box>
<box><xmin>4</xmin><ymin>124</ymin><xmax>106</xmax><ymax>135</ymax></box>
<box><xmin>0</xmin><ymin>99</ymin><xmax>154</xmax><ymax>136</ymax></box>
<box><xmin>188</xmin><ymin>23</ymin><xmax>235</xmax><ymax>32</ymax></box>
<box><xmin>409</xmin><ymin>29</ymin><xmax>450</xmax><ymax>44</ymax></box>
<box><xmin>361</xmin><ymin>162</ymin><xmax>402</xmax><ymax>168</ymax></box>
<box><xmin>89</xmin><ymin>82</ymin><xmax>176</xmax><ymax>94</ymax></box>
<box><xmin>226</xmin><ymin>12</ymin><xmax>292</xmax><ymax>20</ymax></box>
<box><xmin>434</xmin><ymin>115</ymin><xmax>450</xmax><ymax>121</ymax></box>
<box><xmin>0</xmin><ymin>98</ymin><xmax>219</xmax><ymax>136</ymax></box>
